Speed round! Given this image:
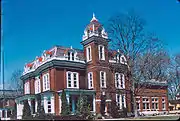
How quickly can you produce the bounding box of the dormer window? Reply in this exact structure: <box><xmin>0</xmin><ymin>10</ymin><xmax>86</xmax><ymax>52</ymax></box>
<box><xmin>120</xmin><ymin>55</ymin><xmax>127</xmax><ymax>65</ymax></box>
<box><xmin>68</xmin><ymin>52</ymin><xmax>71</xmax><ymax>60</ymax></box>
<box><xmin>98</xmin><ymin>45</ymin><xmax>105</xmax><ymax>60</ymax></box>
<box><xmin>67</xmin><ymin>51</ymin><xmax>76</xmax><ymax>61</ymax></box>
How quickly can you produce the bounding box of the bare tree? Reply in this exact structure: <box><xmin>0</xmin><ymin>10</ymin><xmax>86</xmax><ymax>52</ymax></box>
<box><xmin>168</xmin><ymin>54</ymin><xmax>180</xmax><ymax>101</ymax></box>
<box><xmin>106</xmin><ymin>10</ymin><xmax>169</xmax><ymax>117</ymax></box>
<box><xmin>10</xmin><ymin>69</ymin><xmax>23</xmax><ymax>92</ymax></box>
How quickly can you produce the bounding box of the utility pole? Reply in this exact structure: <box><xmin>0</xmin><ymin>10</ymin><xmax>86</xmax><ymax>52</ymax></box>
<box><xmin>1</xmin><ymin>0</ymin><xmax>5</xmax><ymax>113</ymax></box>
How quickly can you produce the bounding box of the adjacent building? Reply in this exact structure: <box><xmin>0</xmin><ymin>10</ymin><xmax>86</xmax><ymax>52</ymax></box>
<box><xmin>135</xmin><ymin>80</ymin><xmax>169</xmax><ymax>115</ymax></box>
<box><xmin>0</xmin><ymin>90</ymin><xmax>22</xmax><ymax>120</ymax></box>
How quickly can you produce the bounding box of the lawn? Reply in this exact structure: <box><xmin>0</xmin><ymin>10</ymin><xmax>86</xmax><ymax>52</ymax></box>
<box><xmin>126</xmin><ymin>115</ymin><xmax>180</xmax><ymax>120</ymax></box>
<box><xmin>104</xmin><ymin>115</ymin><xmax>180</xmax><ymax>120</ymax></box>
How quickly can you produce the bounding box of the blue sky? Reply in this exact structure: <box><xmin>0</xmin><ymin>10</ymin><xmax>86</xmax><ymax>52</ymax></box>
<box><xmin>2</xmin><ymin>0</ymin><xmax>180</xmax><ymax>85</ymax></box>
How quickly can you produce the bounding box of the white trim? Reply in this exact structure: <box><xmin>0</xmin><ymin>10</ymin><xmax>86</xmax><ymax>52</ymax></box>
<box><xmin>86</xmin><ymin>46</ymin><xmax>92</xmax><ymax>62</ymax></box>
<box><xmin>88</xmin><ymin>72</ymin><xmax>93</xmax><ymax>89</ymax></box>
<box><xmin>24</xmin><ymin>81</ymin><xmax>30</xmax><ymax>94</ymax></box>
<box><xmin>66</xmin><ymin>71</ymin><xmax>79</xmax><ymax>89</ymax></box>
<box><xmin>96</xmin><ymin>99</ymin><xmax>101</xmax><ymax>102</ymax></box>
<box><xmin>106</xmin><ymin>99</ymin><xmax>112</xmax><ymax>102</ymax></box>
<box><xmin>109</xmin><ymin>60</ymin><xmax>116</xmax><ymax>63</ymax></box>
<box><xmin>115</xmin><ymin>73</ymin><xmax>125</xmax><ymax>89</ymax></box>
<box><xmin>98</xmin><ymin>45</ymin><xmax>105</xmax><ymax>60</ymax></box>
<box><xmin>100</xmin><ymin>71</ymin><xmax>106</xmax><ymax>88</ymax></box>
<box><xmin>120</xmin><ymin>55</ymin><xmax>127</xmax><ymax>65</ymax></box>
<box><xmin>23</xmin><ymin>56</ymin><xmax>85</xmax><ymax>75</ymax></box>
<box><xmin>43</xmin><ymin>73</ymin><xmax>50</xmax><ymax>92</ymax></box>
<box><xmin>35</xmin><ymin>76</ymin><xmax>41</xmax><ymax>94</ymax></box>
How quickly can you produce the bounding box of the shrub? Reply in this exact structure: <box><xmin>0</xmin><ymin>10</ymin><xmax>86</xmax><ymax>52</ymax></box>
<box><xmin>22</xmin><ymin>100</ymin><xmax>32</xmax><ymax>120</ymax></box>
<box><xmin>110</xmin><ymin>100</ymin><xmax>120</xmax><ymax>118</ymax></box>
<box><xmin>61</xmin><ymin>89</ymin><xmax>71</xmax><ymax>116</ymax></box>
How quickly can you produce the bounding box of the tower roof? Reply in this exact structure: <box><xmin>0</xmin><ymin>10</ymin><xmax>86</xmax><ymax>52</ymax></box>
<box><xmin>90</xmin><ymin>13</ymin><xmax>98</xmax><ymax>22</ymax></box>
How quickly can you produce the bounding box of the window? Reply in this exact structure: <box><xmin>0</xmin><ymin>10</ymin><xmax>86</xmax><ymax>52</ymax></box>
<box><xmin>35</xmin><ymin>76</ymin><xmax>41</xmax><ymax>94</ymax></box>
<box><xmin>152</xmin><ymin>97</ymin><xmax>159</xmax><ymax>111</ymax></box>
<box><xmin>88</xmin><ymin>72</ymin><xmax>93</xmax><ymax>89</ymax></box>
<box><xmin>47</xmin><ymin>100</ymin><xmax>51</xmax><ymax>113</ymax></box>
<box><xmin>115</xmin><ymin>73</ymin><xmax>125</xmax><ymax>89</ymax></box>
<box><xmin>100</xmin><ymin>71</ymin><xmax>106</xmax><ymax>88</ymax></box>
<box><xmin>68</xmin><ymin>52</ymin><xmax>71</xmax><ymax>60</ymax></box>
<box><xmin>24</xmin><ymin>81</ymin><xmax>30</xmax><ymax>94</ymax></box>
<box><xmin>136</xmin><ymin>97</ymin><xmax>140</xmax><ymax>110</ymax></box>
<box><xmin>142</xmin><ymin>97</ymin><xmax>150</xmax><ymax>110</ymax></box>
<box><xmin>67</xmin><ymin>51</ymin><xmax>76</xmax><ymax>61</ymax></box>
<box><xmin>86</xmin><ymin>46</ymin><xmax>92</xmax><ymax>62</ymax></box>
<box><xmin>66</xmin><ymin>71</ymin><xmax>79</xmax><ymax>88</ymax></box>
<box><xmin>120</xmin><ymin>55</ymin><xmax>127</xmax><ymax>65</ymax></box>
<box><xmin>116</xmin><ymin>94</ymin><xmax>126</xmax><ymax>109</ymax></box>
<box><xmin>98</xmin><ymin>45</ymin><xmax>105</xmax><ymax>60</ymax></box>
<box><xmin>43</xmin><ymin>73</ymin><xmax>50</xmax><ymax>91</ymax></box>
<box><xmin>162</xmin><ymin>97</ymin><xmax>166</xmax><ymax>110</ymax></box>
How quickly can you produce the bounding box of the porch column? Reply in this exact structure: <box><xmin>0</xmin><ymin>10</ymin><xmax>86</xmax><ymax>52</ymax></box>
<box><xmin>93</xmin><ymin>94</ymin><xmax>96</xmax><ymax>112</ymax></box>
<box><xmin>72</xmin><ymin>96</ymin><xmax>75</xmax><ymax>114</ymax></box>
<box><xmin>59</xmin><ymin>96</ymin><xmax>62</xmax><ymax>114</ymax></box>
<box><xmin>66</xmin><ymin>94</ymin><xmax>70</xmax><ymax>104</ymax></box>
<box><xmin>35</xmin><ymin>99</ymin><xmax>38</xmax><ymax>113</ymax></box>
<box><xmin>44</xmin><ymin>96</ymin><xmax>48</xmax><ymax>113</ymax></box>
<box><xmin>51</xmin><ymin>96</ymin><xmax>55</xmax><ymax>114</ymax></box>
<box><xmin>5</xmin><ymin>110</ymin><xmax>7</xmax><ymax>118</ymax></box>
<box><xmin>0</xmin><ymin>110</ymin><xmax>2</xmax><ymax>118</ymax></box>
<box><xmin>28</xmin><ymin>99</ymin><xmax>32</xmax><ymax>114</ymax></box>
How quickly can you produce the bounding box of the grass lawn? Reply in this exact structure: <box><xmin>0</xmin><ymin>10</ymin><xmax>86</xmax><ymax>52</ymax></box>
<box><xmin>126</xmin><ymin>115</ymin><xmax>180</xmax><ymax>120</ymax></box>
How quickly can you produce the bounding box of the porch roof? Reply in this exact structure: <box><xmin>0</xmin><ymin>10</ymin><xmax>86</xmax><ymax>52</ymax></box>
<box><xmin>15</xmin><ymin>94</ymin><xmax>35</xmax><ymax>103</ymax></box>
<box><xmin>57</xmin><ymin>89</ymin><xmax>96</xmax><ymax>95</ymax></box>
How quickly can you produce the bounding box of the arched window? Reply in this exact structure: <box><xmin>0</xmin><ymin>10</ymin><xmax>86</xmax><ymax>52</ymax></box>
<box><xmin>120</xmin><ymin>55</ymin><xmax>127</xmax><ymax>65</ymax></box>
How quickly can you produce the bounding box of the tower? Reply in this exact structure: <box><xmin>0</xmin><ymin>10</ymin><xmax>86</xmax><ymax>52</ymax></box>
<box><xmin>81</xmin><ymin>13</ymin><xmax>111</xmax><ymax>114</ymax></box>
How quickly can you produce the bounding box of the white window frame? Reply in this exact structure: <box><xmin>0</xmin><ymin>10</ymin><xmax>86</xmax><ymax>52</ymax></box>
<box><xmin>24</xmin><ymin>81</ymin><xmax>30</xmax><ymax>94</ymax></box>
<box><xmin>98</xmin><ymin>45</ymin><xmax>105</xmax><ymax>60</ymax></box>
<box><xmin>88</xmin><ymin>72</ymin><xmax>93</xmax><ymax>89</ymax></box>
<box><xmin>47</xmin><ymin>99</ymin><xmax>51</xmax><ymax>113</ymax></box>
<box><xmin>43</xmin><ymin>73</ymin><xmax>50</xmax><ymax>92</ymax></box>
<box><xmin>120</xmin><ymin>55</ymin><xmax>127</xmax><ymax>65</ymax></box>
<box><xmin>35</xmin><ymin>76</ymin><xmax>41</xmax><ymax>94</ymax></box>
<box><xmin>115</xmin><ymin>73</ymin><xmax>125</xmax><ymax>89</ymax></box>
<box><xmin>100</xmin><ymin>71</ymin><xmax>106</xmax><ymax>88</ymax></box>
<box><xmin>142</xmin><ymin>97</ymin><xmax>150</xmax><ymax>111</ymax></box>
<box><xmin>116</xmin><ymin>94</ymin><xmax>126</xmax><ymax>109</ymax></box>
<box><xmin>152</xmin><ymin>97</ymin><xmax>159</xmax><ymax>111</ymax></box>
<box><xmin>66</xmin><ymin>71</ymin><xmax>79</xmax><ymax>89</ymax></box>
<box><xmin>67</xmin><ymin>51</ymin><xmax>77</xmax><ymax>61</ymax></box>
<box><xmin>162</xmin><ymin>97</ymin><xmax>166</xmax><ymax>110</ymax></box>
<box><xmin>136</xmin><ymin>97</ymin><xmax>140</xmax><ymax>111</ymax></box>
<box><xmin>86</xmin><ymin>46</ymin><xmax>92</xmax><ymax>62</ymax></box>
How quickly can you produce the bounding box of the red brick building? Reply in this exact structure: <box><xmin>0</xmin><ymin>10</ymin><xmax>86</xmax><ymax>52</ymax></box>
<box><xmin>15</xmin><ymin>14</ymin><xmax>169</xmax><ymax>119</ymax></box>
<box><xmin>135</xmin><ymin>80</ymin><xmax>169</xmax><ymax>115</ymax></box>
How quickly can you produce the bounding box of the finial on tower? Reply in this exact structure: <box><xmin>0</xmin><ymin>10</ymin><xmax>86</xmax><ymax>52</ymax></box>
<box><xmin>91</xmin><ymin>13</ymin><xmax>98</xmax><ymax>22</ymax></box>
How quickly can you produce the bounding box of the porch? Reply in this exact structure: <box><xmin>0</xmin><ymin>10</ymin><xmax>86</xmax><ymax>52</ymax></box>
<box><xmin>58</xmin><ymin>89</ymin><xmax>96</xmax><ymax>114</ymax></box>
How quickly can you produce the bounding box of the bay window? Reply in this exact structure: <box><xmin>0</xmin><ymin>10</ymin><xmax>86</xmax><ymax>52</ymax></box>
<box><xmin>115</xmin><ymin>73</ymin><xmax>125</xmax><ymax>89</ymax></box>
